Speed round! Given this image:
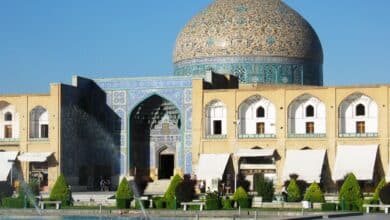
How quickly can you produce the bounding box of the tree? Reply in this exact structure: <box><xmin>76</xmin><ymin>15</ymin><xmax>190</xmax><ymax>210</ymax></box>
<box><xmin>287</xmin><ymin>179</ymin><xmax>302</xmax><ymax>202</ymax></box>
<box><xmin>175</xmin><ymin>175</ymin><xmax>195</xmax><ymax>203</ymax></box>
<box><xmin>339</xmin><ymin>173</ymin><xmax>363</xmax><ymax>211</ymax></box>
<box><xmin>379</xmin><ymin>183</ymin><xmax>390</xmax><ymax>204</ymax></box>
<box><xmin>164</xmin><ymin>174</ymin><xmax>183</xmax><ymax>209</ymax></box>
<box><xmin>372</xmin><ymin>178</ymin><xmax>386</xmax><ymax>202</ymax></box>
<box><xmin>49</xmin><ymin>174</ymin><xmax>71</xmax><ymax>206</ymax></box>
<box><xmin>254</xmin><ymin>173</ymin><xmax>274</xmax><ymax>202</ymax></box>
<box><xmin>116</xmin><ymin>178</ymin><xmax>133</xmax><ymax>209</ymax></box>
<box><xmin>304</xmin><ymin>182</ymin><xmax>325</xmax><ymax>203</ymax></box>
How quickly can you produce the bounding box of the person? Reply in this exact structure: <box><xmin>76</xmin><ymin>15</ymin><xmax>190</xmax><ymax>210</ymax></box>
<box><xmin>199</xmin><ymin>180</ymin><xmax>205</xmax><ymax>193</ymax></box>
<box><xmin>105</xmin><ymin>178</ymin><xmax>111</xmax><ymax>191</ymax></box>
<box><xmin>99</xmin><ymin>177</ymin><xmax>105</xmax><ymax>191</ymax></box>
<box><xmin>67</xmin><ymin>185</ymin><xmax>73</xmax><ymax>206</ymax></box>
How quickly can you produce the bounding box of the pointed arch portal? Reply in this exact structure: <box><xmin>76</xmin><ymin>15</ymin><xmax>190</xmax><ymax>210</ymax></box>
<box><xmin>129</xmin><ymin>94</ymin><xmax>181</xmax><ymax>180</ymax></box>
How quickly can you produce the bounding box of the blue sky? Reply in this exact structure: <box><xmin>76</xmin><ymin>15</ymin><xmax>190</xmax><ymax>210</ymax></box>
<box><xmin>0</xmin><ymin>0</ymin><xmax>389</xmax><ymax>94</ymax></box>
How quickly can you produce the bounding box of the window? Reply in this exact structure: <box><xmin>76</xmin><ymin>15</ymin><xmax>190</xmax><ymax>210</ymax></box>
<box><xmin>256</xmin><ymin>107</ymin><xmax>265</xmax><ymax>118</ymax></box>
<box><xmin>256</xmin><ymin>122</ymin><xmax>265</xmax><ymax>134</ymax></box>
<box><xmin>162</xmin><ymin>123</ymin><xmax>170</xmax><ymax>135</ymax></box>
<box><xmin>40</xmin><ymin>124</ymin><xmax>49</xmax><ymax>138</ymax></box>
<box><xmin>4</xmin><ymin>112</ymin><xmax>12</xmax><ymax>121</ymax></box>
<box><xmin>356</xmin><ymin>121</ymin><xmax>365</xmax><ymax>134</ymax></box>
<box><xmin>213</xmin><ymin>120</ymin><xmax>222</xmax><ymax>135</ymax></box>
<box><xmin>4</xmin><ymin>125</ymin><xmax>12</xmax><ymax>138</ymax></box>
<box><xmin>306</xmin><ymin>122</ymin><xmax>314</xmax><ymax>134</ymax></box>
<box><xmin>305</xmin><ymin>105</ymin><xmax>314</xmax><ymax>117</ymax></box>
<box><xmin>356</xmin><ymin>104</ymin><xmax>365</xmax><ymax>116</ymax></box>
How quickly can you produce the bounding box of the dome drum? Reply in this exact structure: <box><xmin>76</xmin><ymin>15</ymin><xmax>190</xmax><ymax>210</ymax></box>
<box><xmin>174</xmin><ymin>56</ymin><xmax>323</xmax><ymax>85</ymax></box>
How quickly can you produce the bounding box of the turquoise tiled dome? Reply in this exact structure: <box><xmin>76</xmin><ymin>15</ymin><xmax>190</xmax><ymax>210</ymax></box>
<box><xmin>173</xmin><ymin>0</ymin><xmax>324</xmax><ymax>85</ymax></box>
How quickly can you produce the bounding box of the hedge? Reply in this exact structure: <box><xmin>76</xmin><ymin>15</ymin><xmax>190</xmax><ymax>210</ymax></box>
<box><xmin>321</xmin><ymin>203</ymin><xmax>337</xmax><ymax>211</ymax></box>
<box><xmin>135</xmin><ymin>199</ymin><xmax>150</xmax><ymax>209</ymax></box>
<box><xmin>222</xmin><ymin>198</ymin><xmax>234</xmax><ymax>209</ymax></box>
<box><xmin>1</xmin><ymin>197</ymin><xmax>25</xmax><ymax>208</ymax></box>
<box><xmin>152</xmin><ymin>197</ymin><xmax>165</xmax><ymax>209</ymax></box>
<box><xmin>205</xmin><ymin>192</ymin><xmax>221</xmax><ymax>210</ymax></box>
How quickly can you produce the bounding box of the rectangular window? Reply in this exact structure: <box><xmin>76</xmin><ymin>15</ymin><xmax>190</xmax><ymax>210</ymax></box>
<box><xmin>4</xmin><ymin>125</ymin><xmax>12</xmax><ymax>138</ymax></box>
<box><xmin>356</xmin><ymin>121</ymin><xmax>365</xmax><ymax>134</ymax></box>
<box><xmin>41</xmin><ymin>124</ymin><xmax>49</xmax><ymax>138</ymax></box>
<box><xmin>162</xmin><ymin>123</ymin><xmax>170</xmax><ymax>135</ymax></box>
<box><xmin>256</xmin><ymin>122</ymin><xmax>265</xmax><ymax>134</ymax></box>
<box><xmin>306</xmin><ymin>122</ymin><xmax>315</xmax><ymax>134</ymax></box>
<box><xmin>213</xmin><ymin>120</ymin><xmax>222</xmax><ymax>135</ymax></box>
<box><xmin>29</xmin><ymin>162</ymin><xmax>49</xmax><ymax>189</ymax></box>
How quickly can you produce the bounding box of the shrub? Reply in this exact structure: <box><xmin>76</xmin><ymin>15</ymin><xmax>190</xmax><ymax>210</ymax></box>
<box><xmin>163</xmin><ymin>174</ymin><xmax>183</xmax><ymax>209</ymax></box>
<box><xmin>49</xmin><ymin>174</ymin><xmax>71</xmax><ymax>206</ymax></box>
<box><xmin>233</xmin><ymin>187</ymin><xmax>251</xmax><ymax>208</ymax></box>
<box><xmin>379</xmin><ymin>183</ymin><xmax>390</xmax><ymax>204</ymax></box>
<box><xmin>339</xmin><ymin>173</ymin><xmax>363</xmax><ymax>211</ymax></box>
<box><xmin>222</xmin><ymin>198</ymin><xmax>234</xmax><ymax>209</ymax></box>
<box><xmin>135</xmin><ymin>199</ymin><xmax>150</xmax><ymax>209</ymax></box>
<box><xmin>205</xmin><ymin>192</ymin><xmax>221</xmax><ymax>210</ymax></box>
<box><xmin>237</xmin><ymin>198</ymin><xmax>251</xmax><ymax>208</ymax></box>
<box><xmin>25</xmin><ymin>180</ymin><xmax>40</xmax><ymax>196</ymax></box>
<box><xmin>152</xmin><ymin>197</ymin><xmax>165</xmax><ymax>209</ymax></box>
<box><xmin>254</xmin><ymin>173</ymin><xmax>274</xmax><ymax>202</ymax></box>
<box><xmin>287</xmin><ymin>179</ymin><xmax>302</xmax><ymax>202</ymax></box>
<box><xmin>321</xmin><ymin>203</ymin><xmax>337</xmax><ymax>211</ymax></box>
<box><xmin>233</xmin><ymin>187</ymin><xmax>249</xmax><ymax>201</ymax></box>
<box><xmin>304</xmin><ymin>182</ymin><xmax>325</xmax><ymax>203</ymax></box>
<box><xmin>116</xmin><ymin>178</ymin><xmax>133</xmax><ymax>209</ymax></box>
<box><xmin>175</xmin><ymin>175</ymin><xmax>195</xmax><ymax>203</ymax></box>
<box><xmin>373</xmin><ymin>178</ymin><xmax>386</xmax><ymax>202</ymax></box>
<box><xmin>1</xmin><ymin>197</ymin><xmax>25</xmax><ymax>208</ymax></box>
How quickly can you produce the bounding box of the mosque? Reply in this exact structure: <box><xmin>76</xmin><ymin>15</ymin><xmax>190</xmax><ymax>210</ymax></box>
<box><xmin>1</xmin><ymin>0</ymin><xmax>389</xmax><ymax>194</ymax></box>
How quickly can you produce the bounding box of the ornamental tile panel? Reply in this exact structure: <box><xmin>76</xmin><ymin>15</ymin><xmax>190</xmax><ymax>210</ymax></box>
<box><xmin>173</xmin><ymin>0</ymin><xmax>323</xmax><ymax>63</ymax></box>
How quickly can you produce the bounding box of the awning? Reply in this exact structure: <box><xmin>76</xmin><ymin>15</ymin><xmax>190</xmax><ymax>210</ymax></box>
<box><xmin>18</xmin><ymin>152</ymin><xmax>53</xmax><ymax>162</ymax></box>
<box><xmin>333</xmin><ymin>145</ymin><xmax>378</xmax><ymax>181</ymax></box>
<box><xmin>282</xmin><ymin>149</ymin><xmax>326</xmax><ymax>183</ymax></box>
<box><xmin>235</xmin><ymin>149</ymin><xmax>275</xmax><ymax>158</ymax></box>
<box><xmin>0</xmin><ymin>151</ymin><xmax>19</xmax><ymax>181</ymax></box>
<box><xmin>196</xmin><ymin>154</ymin><xmax>230</xmax><ymax>180</ymax></box>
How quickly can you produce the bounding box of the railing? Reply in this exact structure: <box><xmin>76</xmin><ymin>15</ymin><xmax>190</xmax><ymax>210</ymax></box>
<box><xmin>0</xmin><ymin>138</ymin><xmax>20</xmax><ymax>142</ymax></box>
<box><xmin>238</xmin><ymin>134</ymin><xmax>276</xmax><ymax>139</ymax></box>
<box><xmin>205</xmin><ymin>134</ymin><xmax>227</xmax><ymax>139</ymax></box>
<box><xmin>338</xmin><ymin>132</ymin><xmax>378</xmax><ymax>138</ymax></box>
<box><xmin>29</xmin><ymin>138</ymin><xmax>50</xmax><ymax>142</ymax></box>
<box><xmin>288</xmin><ymin>133</ymin><xmax>326</xmax><ymax>138</ymax></box>
<box><xmin>0</xmin><ymin>138</ymin><xmax>20</xmax><ymax>146</ymax></box>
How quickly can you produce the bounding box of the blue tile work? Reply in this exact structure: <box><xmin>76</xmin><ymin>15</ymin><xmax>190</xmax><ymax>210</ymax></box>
<box><xmin>94</xmin><ymin>76</ymin><xmax>193</xmax><ymax>175</ymax></box>
<box><xmin>174</xmin><ymin>56</ymin><xmax>323</xmax><ymax>85</ymax></box>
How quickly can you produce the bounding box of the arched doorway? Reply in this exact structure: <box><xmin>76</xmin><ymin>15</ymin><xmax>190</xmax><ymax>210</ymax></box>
<box><xmin>129</xmin><ymin>95</ymin><xmax>181</xmax><ymax>180</ymax></box>
<box><xmin>158</xmin><ymin>146</ymin><xmax>175</xmax><ymax>179</ymax></box>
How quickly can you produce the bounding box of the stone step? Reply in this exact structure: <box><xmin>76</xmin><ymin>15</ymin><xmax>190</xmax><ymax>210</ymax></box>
<box><xmin>143</xmin><ymin>180</ymin><xmax>171</xmax><ymax>196</ymax></box>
